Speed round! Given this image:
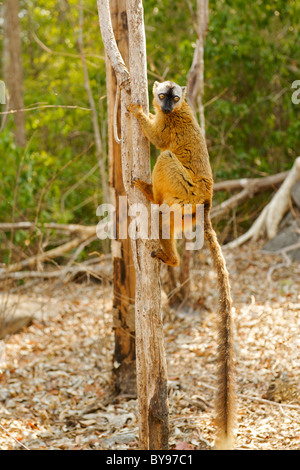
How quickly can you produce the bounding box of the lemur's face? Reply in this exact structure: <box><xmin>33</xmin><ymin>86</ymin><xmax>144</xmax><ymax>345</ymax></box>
<box><xmin>153</xmin><ymin>81</ymin><xmax>186</xmax><ymax>114</ymax></box>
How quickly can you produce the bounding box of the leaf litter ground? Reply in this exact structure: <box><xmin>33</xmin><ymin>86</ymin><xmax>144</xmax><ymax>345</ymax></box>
<box><xmin>0</xmin><ymin>243</ymin><xmax>299</xmax><ymax>450</ymax></box>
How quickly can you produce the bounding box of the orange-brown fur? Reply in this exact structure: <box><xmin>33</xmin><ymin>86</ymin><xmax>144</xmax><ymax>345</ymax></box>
<box><xmin>128</xmin><ymin>81</ymin><xmax>235</xmax><ymax>449</ymax></box>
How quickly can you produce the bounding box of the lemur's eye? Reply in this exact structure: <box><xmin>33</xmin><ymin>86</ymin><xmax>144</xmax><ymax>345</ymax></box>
<box><xmin>173</xmin><ymin>96</ymin><xmax>180</xmax><ymax>102</ymax></box>
<box><xmin>158</xmin><ymin>94</ymin><xmax>165</xmax><ymax>100</ymax></box>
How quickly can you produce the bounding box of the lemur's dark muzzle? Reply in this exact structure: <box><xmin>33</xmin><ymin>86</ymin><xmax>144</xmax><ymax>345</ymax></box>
<box><xmin>162</xmin><ymin>97</ymin><xmax>173</xmax><ymax>114</ymax></box>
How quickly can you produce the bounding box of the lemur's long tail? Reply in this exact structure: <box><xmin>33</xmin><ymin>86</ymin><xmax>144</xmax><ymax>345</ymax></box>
<box><xmin>204</xmin><ymin>203</ymin><xmax>235</xmax><ymax>450</ymax></box>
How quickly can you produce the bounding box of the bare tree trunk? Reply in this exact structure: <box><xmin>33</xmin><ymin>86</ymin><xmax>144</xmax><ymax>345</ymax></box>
<box><xmin>187</xmin><ymin>0</ymin><xmax>209</xmax><ymax>136</ymax></box>
<box><xmin>97</xmin><ymin>0</ymin><xmax>169</xmax><ymax>450</ymax></box>
<box><xmin>3</xmin><ymin>0</ymin><xmax>26</xmax><ymax>147</ymax></box>
<box><xmin>106</xmin><ymin>0</ymin><xmax>136</xmax><ymax>396</ymax></box>
<box><xmin>127</xmin><ymin>0</ymin><xmax>169</xmax><ymax>449</ymax></box>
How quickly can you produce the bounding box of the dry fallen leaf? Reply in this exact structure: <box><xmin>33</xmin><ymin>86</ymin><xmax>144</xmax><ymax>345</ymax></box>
<box><xmin>174</xmin><ymin>441</ymin><xmax>195</xmax><ymax>450</ymax></box>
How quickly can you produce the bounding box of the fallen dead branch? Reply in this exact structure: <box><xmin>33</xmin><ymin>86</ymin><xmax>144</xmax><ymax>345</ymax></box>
<box><xmin>0</xmin><ymin>222</ymin><xmax>96</xmax><ymax>234</ymax></box>
<box><xmin>213</xmin><ymin>171</ymin><xmax>289</xmax><ymax>193</ymax></box>
<box><xmin>211</xmin><ymin>187</ymin><xmax>250</xmax><ymax>219</ymax></box>
<box><xmin>211</xmin><ymin>170</ymin><xmax>289</xmax><ymax>220</ymax></box>
<box><xmin>0</xmin><ymin>227</ymin><xmax>96</xmax><ymax>276</ymax></box>
<box><xmin>266</xmin><ymin>157</ymin><xmax>300</xmax><ymax>239</ymax></box>
<box><xmin>0</xmin><ymin>258</ymin><xmax>112</xmax><ymax>282</ymax></box>
<box><xmin>225</xmin><ymin>157</ymin><xmax>300</xmax><ymax>248</ymax></box>
<box><xmin>0</xmin><ymin>223</ymin><xmax>110</xmax><ymax>281</ymax></box>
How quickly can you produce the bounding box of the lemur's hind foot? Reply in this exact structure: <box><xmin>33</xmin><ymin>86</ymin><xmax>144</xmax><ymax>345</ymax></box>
<box><xmin>151</xmin><ymin>250</ymin><xmax>180</xmax><ymax>267</ymax></box>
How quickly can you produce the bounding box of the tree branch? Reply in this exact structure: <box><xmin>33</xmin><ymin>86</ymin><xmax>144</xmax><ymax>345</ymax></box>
<box><xmin>0</xmin><ymin>104</ymin><xmax>91</xmax><ymax>115</ymax></box>
<box><xmin>212</xmin><ymin>170</ymin><xmax>289</xmax><ymax>219</ymax></box>
<box><xmin>97</xmin><ymin>0</ymin><xmax>130</xmax><ymax>90</ymax></box>
<box><xmin>0</xmin><ymin>226</ymin><xmax>96</xmax><ymax>276</ymax></box>
<box><xmin>213</xmin><ymin>171</ymin><xmax>289</xmax><ymax>193</ymax></box>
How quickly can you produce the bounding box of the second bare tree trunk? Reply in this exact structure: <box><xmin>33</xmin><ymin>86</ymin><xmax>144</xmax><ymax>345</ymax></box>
<box><xmin>106</xmin><ymin>0</ymin><xmax>136</xmax><ymax>396</ymax></box>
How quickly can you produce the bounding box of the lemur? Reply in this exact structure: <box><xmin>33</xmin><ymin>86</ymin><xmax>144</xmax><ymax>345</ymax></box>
<box><xmin>128</xmin><ymin>80</ymin><xmax>235</xmax><ymax>450</ymax></box>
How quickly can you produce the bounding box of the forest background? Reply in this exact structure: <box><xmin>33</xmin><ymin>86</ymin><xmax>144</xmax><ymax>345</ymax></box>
<box><xmin>1</xmin><ymin>0</ymin><xmax>300</xmax><ymax>261</ymax></box>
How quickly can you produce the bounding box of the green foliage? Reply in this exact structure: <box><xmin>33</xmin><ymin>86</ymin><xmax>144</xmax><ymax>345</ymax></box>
<box><xmin>0</xmin><ymin>0</ymin><xmax>299</xmax><ymax>239</ymax></box>
<box><xmin>145</xmin><ymin>0</ymin><xmax>300</xmax><ymax>180</ymax></box>
<box><xmin>0</xmin><ymin>0</ymin><xmax>106</xmax><ymax>229</ymax></box>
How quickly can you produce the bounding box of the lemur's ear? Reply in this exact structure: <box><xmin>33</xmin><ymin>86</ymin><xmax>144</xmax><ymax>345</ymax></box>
<box><xmin>181</xmin><ymin>86</ymin><xmax>187</xmax><ymax>99</ymax></box>
<box><xmin>153</xmin><ymin>81</ymin><xmax>160</xmax><ymax>93</ymax></box>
